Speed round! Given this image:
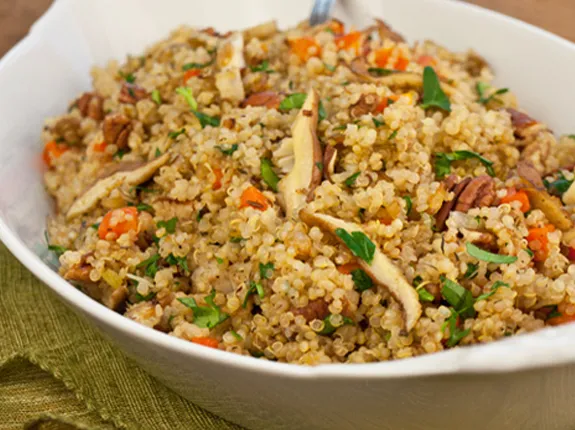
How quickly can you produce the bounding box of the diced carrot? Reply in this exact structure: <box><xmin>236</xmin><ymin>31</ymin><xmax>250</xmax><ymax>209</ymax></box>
<box><xmin>326</xmin><ymin>19</ymin><xmax>345</xmax><ymax>36</ymax></box>
<box><xmin>547</xmin><ymin>302</ymin><xmax>575</xmax><ymax>326</ymax></box>
<box><xmin>417</xmin><ymin>55</ymin><xmax>437</xmax><ymax>68</ymax></box>
<box><xmin>239</xmin><ymin>186</ymin><xmax>269</xmax><ymax>211</ymax></box>
<box><xmin>379</xmin><ymin>216</ymin><xmax>393</xmax><ymax>225</ymax></box>
<box><xmin>289</xmin><ymin>37</ymin><xmax>321</xmax><ymax>62</ymax></box>
<box><xmin>191</xmin><ymin>336</ymin><xmax>219</xmax><ymax>348</ymax></box>
<box><xmin>335</xmin><ymin>31</ymin><xmax>362</xmax><ymax>55</ymax></box>
<box><xmin>337</xmin><ymin>262</ymin><xmax>361</xmax><ymax>275</ymax></box>
<box><xmin>394</xmin><ymin>55</ymin><xmax>409</xmax><ymax>71</ymax></box>
<box><xmin>500</xmin><ymin>188</ymin><xmax>530</xmax><ymax>213</ymax></box>
<box><xmin>526</xmin><ymin>224</ymin><xmax>555</xmax><ymax>262</ymax></box>
<box><xmin>98</xmin><ymin>207</ymin><xmax>139</xmax><ymax>240</ymax></box>
<box><xmin>374</xmin><ymin>94</ymin><xmax>400</xmax><ymax>114</ymax></box>
<box><xmin>93</xmin><ymin>141</ymin><xmax>107</xmax><ymax>153</ymax></box>
<box><xmin>183</xmin><ymin>69</ymin><xmax>201</xmax><ymax>82</ymax></box>
<box><xmin>212</xmin><ymin>167</ymin><xmax>223</xmax><ymax>190</ymax></box>
<box><xmin>42</xmin><ymin>141</ymin><xmax>68</xmax><ymax>167</ymax></box>
<box><xmin>374</xmin><ymin>48</ymin><xmax>392</xmax><ymax>68</ymax></box>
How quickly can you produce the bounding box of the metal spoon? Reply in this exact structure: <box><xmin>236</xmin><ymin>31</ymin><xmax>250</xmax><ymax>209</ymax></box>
<box><xmin>309</xmin><ymin>0</ymin><xmax>335</xmax><ymax>26</ymax></box>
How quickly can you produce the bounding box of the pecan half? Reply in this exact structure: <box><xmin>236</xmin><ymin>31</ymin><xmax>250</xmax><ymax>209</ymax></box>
<box><xmin>241</xmin><ymin>91</ymin><xmax>280</xmax><ymax>109</ymax></box>
<box><xmin>436</xmin><ymin>175</ymin><xmax>496</xmax><ymax>230</ymax></box>
<box><xmin>77</xmin><ymin>92</ymin><xmax>104</xmax><ymax>120</ymax></box>
<box><xmin>54</xmin><ymin>117</ymin><xmax>82</xmax><ymax>145</ymax></box>
<box><xmin>350</xmin><ymin>93</ymin><xmax>379</xmax><ymax>118</ymax></box>
<box><xmin>103</xmin><ymin>114</ymin><xmax>132</xmax><ymax>149</ymax></box>
<box><xmin>119</xmin><ymin>83</ymin><xmax>148</xmax><ymax>104</ymax></box>
<box><xmin>292</xmin><ymin>299</ymin><xmax>330</xmax><ymax>322</ymax></box>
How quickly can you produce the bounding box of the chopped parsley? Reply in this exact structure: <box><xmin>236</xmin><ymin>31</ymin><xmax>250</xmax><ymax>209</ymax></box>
<box><xmin>216</xmin><ymin>144</ymin><xmax>239</xmax><ymax>156</ymax></box>
<box><xmin>249</xmin><ymin>60</ymin><xmax>274</xmax><ymax>73</ymax></box>
<box><xmin>91</xmin><ymin>223</ymin><xmax>100</xmax><ymax>230</ymax></box>
<box><xmin>136</xmin><ymin>254</ymin><xmax>161</xmax><ymax>278</ymax></box>
<box><xmin>372</xmin><ymin>117</ymin><xmax>385</xmax><ymax>127</ymax></box>
<box><xmin>168</xmin><ymin>128</ymin><xmax>186</xmax><ymax>139</ymax></box>
<box><xmin>344</xmin><ymin>172</ymin><xmax>360</xmax><ymax>187</ymax></box>
<box><xmin>367</xmin><ymin>67</ymin><xmax>394</xmax><ymax>77</ymax></box>
<box><xmin>156</xmin><ymin>217</ymin><xmax>178</xmax><ymax>234</ymax></box>
<box><xmin>351</xmin><ymin>268</ymin><xmax>373</xmax><ymax>292</ymax></box>
<box><xmin>440</xmin><ymin>275</ymin><xmax>475</xmax><ymax>318</ymax></box>
<box><xmin>417</xmin><ymin>287</ymin><xmax>435</xmax><ymax>303</ymax></box>
<box><xmin>476</xmin><ymin>82</ymin><xmax>509</xmax><ymax>105</ymax></box>
<box><xmin>315</xmin><ymin>161</ymin><xmax>324</xmax><ymax>171</ymax></box>
<box><xmin>113</xmin><ymin>148</ymin><xmax>129</xmax><ymax>160</ymax></box>
<box><xmin>216</xmin><ymin>257</ymin><xmax>224</xmax><ymax>265</ymax></box>
<box><xmin>279</xmin><ymin>93</ymin><xmax>327</xmax><ymax>121</ymax></box>
<box><xmin>178</xmin><ymin>290</ymin><xmax>229</xmax><ymax>328</ymax></box>
<box><xmin>182</xmin><ymin>60</ymin><xmax>214</xmax><ymax>70</ymax></box>
<box><xmin>165</xmin><ymin>254</ymin><xmax>190</xmax><ymax>275</ymax></box>
<box><xmin>151</xmin><ymin>89</ymin><xmax>162</xmax><ymax>105</ymax></box>
<box><xmin>434</xmin><ymin>150</ymin><xmax>495</xmax><ymax>179</ymax></box>
<box><xmin>420</xmin><ymin>66</ymin><xmax>451</xmax><ymax>112</ymax></box>
<box><xmin>259</xmin><ymin>262</ymin><xmax>274</xmax><ymax>280</ymax></box>
<box><xmin>135</xmin><ymin>292</ymin><xmax>156</xmax><ymax>302</ymax></box>
<box><xmin>525</xmin><ymin>248</ymin><xmax>534</xmax><ymax>258</ymax></box>
<box><xmin>230</xmin><ymin>330</ymin><xmax>243</xmax><ymax>341</ymax></box>
<box><xmin>119</xmin><ymin>71</ymin><xmax>136</xmax><ymax>83</ymax></box>
<box><xmin>403</xmin><ymin>196</ymin><xmax>412</xmax><ymax>216</ymax></box>
<box><xmin>334</xmin><ymin>124</ymin><xmax>347</xmax><ymax>131</ymax></box>
<box><xmin>155</xmin><ymin>148</ymin><xmax>162</xmax><ymax>157</ymax></box>
<box><xmin>545</xmin><ymin>172</ymin><xmax>573</xmax><ymax>197</ymax></box>
<box><xmin>175</xmin><ymin>87</ymin><xmax>198</xmax><ymax>111</ymax></box>
<box><xmin>318</xmin><ymin>314</ymin><xmax>354</xmax><ymax>335</ymax></box>
<box><xmin>47</xmin><ymin>244</ymin><xmax>67</xmax><ymax>257</ymax></box>
<box><xmin>242</xmin><ymin>281</ymin><xmax>265</xmax><ymax>308</ymax></box>
<box><xmin>230</xmin><ymin>236</ymin><xmax>244</xmax><ymax>243</ymax></box>
<box><xmin>442</xmin><ymin>308</ymin><xmax>470</xmax><ymax>347</ymax></box>
<box><xmin>193</xmin><ymin>111</ymin><xmax>220</xmax><ymax>128</ymax></box>
<box><xmin>135</xmin><ymin>203</ymin><xmax>153</xmax><ymax>212</ymax></box>
<box><xmin>463</xmin><ymin>263</ymin><xmax>479</xmax><ymax>280</ymax></box>
<box><xmin>388</xmin><ymin>130</ymin><xmax>398</xmax><ymax>141</ymax></box>
<box><xmin>475</xmin><ymin>280</ymin><xmax>509</xmax><ymax>302</ymax></box>
<box><xmin>324</xmin><ymin>63</ymin><xmax>336</xmax><ymax>72</ymax></box>
<box><xmin>466</xmin><ymin>243</ymin><xmax>518</xmax><ymax>264</ymax></box>
<box><xmin>260</xmin><ymin>158</ymin><xmax>279</xmax><ymax>192</ymax></box>
<box><xmin>335</xmin><ymin>229</ymin><xmax>376</xmax><ymax>264</ymax></box>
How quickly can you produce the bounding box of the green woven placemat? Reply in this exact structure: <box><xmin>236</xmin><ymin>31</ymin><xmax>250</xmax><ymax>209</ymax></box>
<box><xmin>0</xmin><ymin>243</ymin><xmax>243</xmax><ymax>430</ymax></box>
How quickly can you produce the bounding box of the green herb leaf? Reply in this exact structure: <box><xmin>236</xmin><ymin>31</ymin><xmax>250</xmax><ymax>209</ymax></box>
<box><xmin>176</xmin><ymin>87</ymin><xmax>198</xmax><ymax>111</ymax></box>
<box><xmin>216</xmin><ymin>144</ymin><xmax>239</xmax><ymax>156</ymax></box>
<box><xmin>334</xmin><ymin>124</ymin><xmax>347</xmax><ymax>131</ymax></box>
<box><xmin>372</xmin><ymin>117</ymin><xmax>385</xmax><ymax>127</ymax></box>
<box><xmin>151</xmin><ymin>89</ymin><xmax>162</xmax><ymax>105</ymax></box>
<box><xmin>545</xmin><ymin>173</ymin><xmax>573</xmax><ymax>197</ymax></box>
<box><xmin>568</xmin><ymin>135</ymin><xmax>575</xmax><ymax>141</ymax></box>
<box><xmin>420</xmin><ymin>66</ymin><xmax>451</xmax><ymax>112</ymax></box>
<box><xmin>135</xmin><ymin>291</ymin><xmax>156</xmax><ymax>302</ymax></box>
<box><xmin>91</xmin><ymin>223</ymin><xmax>100</xmax><ymax>230</ymax></box>
<box><xmin>155</xmin><ymin>148</ymin><xmax>162</xmax><ymax>157</ymax></box>
<box><xmin>324</xmin><ymin>63</ymin><xmax>336</xmax><ymax>72</ymax></box>
<box><xmin>466</xmin><ymin>243</ymin><xmax>518</xmax><ymax>264</ymax></box>
<box><xmin>418</xmin><ymin>288</ymin><xmax>435</xmax><ymax>302</ymax></box>
<box><xmin>157</xmin><ymin>217</ymin><xmax>178</xmax><ymax>234</ymax></box>
<box><xmin>230</xmin><ymin>236</ymin><xmax>244</xmax><ymax>243</ymax></box>
<box><xmin>279</xmin><ymin>93</ymin><xmax>307</xmax><ymax>111</ymax></box>
<box><xmin>137</xmin><ymin>254</ymin><xmax>161</xmax><ymax>278</ymax></box>
<box><xmin>475</xmin><ymin>280</ymin><xmax>509</xmax><ymax>302</ymax></box>
<box><xmin>165</xmin><ymin>253</ymin><xmax>190</xmax><ymax>275</ymax></box>
<box><xmin>315</xmin><ymin>162</ymin><xmax>324</xmax><ymax>171</ymax></box>
<box><xmin>388</xmin><ymin>130</ymin><xmax>398</xmax><ymax>141</ymax></box>
<box><xmin>434</xmin><ymin>150</ymin><xmax>495</xmax><ymax>179</ymax></box>
<box><xmin>351</xmin><ymin>268</ymin><xmax>373</xmax><ymax>292</ymax></box>
<box><xmin>182</xmin><ymin>60</ymin><xmax>214</xmax><ymax>70</ymax></box>
<box><xmin>476</xmin><ymin>82</ymin><xmax>509</xmax><ymax>105</ymax></box>
<box><xmin>259</xmin><ymin>262</ymin><xmax>274</xmax><ymax>280</ymax></box>
<box><xmin>443</xmin><ymin>308</ymin><xmax>470</xmax><ymax>347</ymax></box>
<box><xmin>48</xmin><ymin>244</ymin><xmax>67</xmax><ymax>257</ymax></box>
<box><xmin>168</xmin><ymin>128</ymin><xmax>186</xmax><ymax>139</ymax></box>
<box><xmin>368</xmin><ymin>67</ymin><xmax>394</xmax><ymax>77</ymax></box>
<box><xmin>119</xmin><ymin>71</ymin><xmax>136</xmax><ymax>83</ymax></box>
<box><xmin>249</xmin><ymin>60</ymin><xmax>274</xmax><ymax>73</ymax></box>
<box><xmin>216</xmin><ymin>257</ymin><xmax>224</xmax><ymax>265</ymax></box>
<box><xmin>135</xmin><ymin>203</ymin><xmax>153</xmax><ymax>212</ymax></box>
<box><xmin>230</xmin><ymin>330</ymin><xmax>243</xmax><ymax>340</ymax></box>
<box><xmin>318</xmin><ymin>314</ymin><xmax>354</xmax><ymax>335</ymax></box>
<box><xmin>525</xmin><ymin>248</ymin><xmax>534</xmax><ymax>258</ymax></box>
<box><xmin>193</xmin><ymin>111</ymin><xmax>220</xmax><ymax>128</ymax></box>
<box><xmin>242</xmin><ymin>281</ymin><xmax>265</xmax><ymax>308</ymax></box>
<box><xmin>178</xmin><ymin>290</ymin><xmax>229</xmax><ymax>328</ymax></box>
<box><xmin>463</xmin><ymin>263</ymin><xmax>479</xmax><ymax>280</ymax></box>
<box><xmin>335</xmin><ymin>229</ymin><xmax>376</xmax><ymax>265</ymax></box>
<box><xmin>547</xmin><ymin>305</ymin><xmax>562</xmax><ymax>320</ymax></box>
<box><xmin>344</xmin><ymin>172</ymin><xmax>360</xmax><ymax>187</ymax></box>
<box><xmin>260</xmin><ymin>158</ymin><xmax>280</xmax><ymax>192</ymax></box>
<box><xmin>440</xmin><ymin>275</ymin><xmax>475</xmax><ymax>318</ymax></box>
<box><xmin>113</xmin><ymin>149</ymin><xmax>129</xmax><ymax>160</ymax></box>
<box><xmin>318</xmin><ymin>101</ymin><xmax>327</xmax><ymax>122</ymax></box>
<box><xmin>403</xmin><ymin>196</ymin><xmax>412</xmax><ymax>216</ymax></box>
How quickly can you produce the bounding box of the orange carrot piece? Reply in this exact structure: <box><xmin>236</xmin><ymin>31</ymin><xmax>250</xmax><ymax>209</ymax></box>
<box><xmin>394</xmin><ymin>56</ymin><xmax>409</xmax><ymax>71</ymax></box>
<box><xmin>335</xmin><ymin>31</ymin><xmax>362</xmax><ymax>55</ymax></box>
<box><xmin>191</xmin><ymin>337</ymin><xmax>219</xmax><ymax>348</ymax></box>
<box><xmin>42</xmin><ymin>141</ymin><xmax>68</xmax><ymax>166</ymax></box>
<box><xmin>93</xmin><ymin>141</ymin><xmax>107</xmax><ymax>153</ymax></box>
<box><xmin>289</xmin><ymin>37</ymin><xmax>321</xmax><ymax>62</ymax></box>
<box><xmin>374</xmin><ymin>48</ymin><xmax>392</xmax><ymax>68</ymax></box>
<box><xmin>326</xmin><ymin>19</ymin><xmax>345</xmax><ymax>36</ymax></box>
<box><xmin>500</xmin><ymin>188</ymin><xmax>530</xmax><ymax>213</ymax></box>
<box><xmin>183</xmin><ymin>69</ymin><xmax>201</xmax><ymax>82</ymax></box>
<box><xmin>98</xmin><ymin>207</ymin><xmax>139</xmax><ymax>240</ymax></box>
<box><xmin>337</xmin><ymin>262</ymin><xmax>361</xmax><ymax>275</ymax></box>
<box><xmin>374</xmin><ymin>94</ymin><xmax>400</xmax><ymax>114</ymax></box>
<box><xmin>239</xmin><ymin>186</ymin><xmax>269</xmax><ymax>211</ymax></box>
<box><xmin>547</xmin><ymin>313</ymin><xmax>575</xmax><ymax>326</ymax></box>
<box><xmin>527</xmin><ymin>224</ymin><xmax>555</xmax><ymax>262</ymax></box>
<box><xmin>212</xmin><ymin>167</ymin><xmax>223</xmax><ymax>190</ymax></box>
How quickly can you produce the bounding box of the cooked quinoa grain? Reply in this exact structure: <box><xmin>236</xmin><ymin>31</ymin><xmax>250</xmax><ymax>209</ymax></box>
<box><xmin>44</xmin><ymin>18</ymin><xmax>575</xmax><ymax>364</ymax></box>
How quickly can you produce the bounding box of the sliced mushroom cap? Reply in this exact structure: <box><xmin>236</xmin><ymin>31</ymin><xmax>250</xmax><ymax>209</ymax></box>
<box><xmin>517</xmin><ymin>160</ymin><xmax>545</xmax><ymax>190</ymax></box>
<box><xmin>300</xmin><ymin>209</ymin><xmax>422</xmax><ymax>331</ymax></box>
<box><xmin>348</xmin><ymin>57</ymin><xmax>457</xmax><ymax>97</ymax></box>
<box><xmin>323</xmin><ymin>145</ymin><xmax>337</xmax><ymax>182</ymax></box>
<box><xmin>66</xmin><ymin>153</ymin><xmax>171</xmax><ymax>219</ymax></box>
<box><xmin>278</xmin><ymin>88</ymin><xmax>323</xmax><ymax>218</ymax></box>
<box><xmin>215</xmin><ymin>32</ymin><xmax>246</xmax><ymax>102</ymax></box>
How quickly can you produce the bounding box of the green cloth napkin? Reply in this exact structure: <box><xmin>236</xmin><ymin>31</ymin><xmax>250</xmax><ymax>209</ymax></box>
<box><xmin>0</xmin><ymin>243</ymin><xmax>243</xmax><ymax>430</ymax></box>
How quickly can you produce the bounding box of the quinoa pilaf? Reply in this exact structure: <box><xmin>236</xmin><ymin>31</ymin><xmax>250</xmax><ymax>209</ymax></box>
<box><xmin>43</xmin><ymin>19</ymin><xmax>575</xmax><ymax>364</ymax></box>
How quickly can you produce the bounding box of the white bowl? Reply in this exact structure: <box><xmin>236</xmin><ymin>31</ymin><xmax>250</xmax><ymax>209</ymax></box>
<box><xmin>1</xmin><ymin>0</ymin><xmax>575</xmax><ymax>428</ymax></box>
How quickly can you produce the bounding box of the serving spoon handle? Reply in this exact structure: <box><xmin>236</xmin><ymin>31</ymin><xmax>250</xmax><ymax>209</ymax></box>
<box><xmin>309</xmin><ymin>0</ymin><xmax>336</xmax><ymax>26</ymax></box>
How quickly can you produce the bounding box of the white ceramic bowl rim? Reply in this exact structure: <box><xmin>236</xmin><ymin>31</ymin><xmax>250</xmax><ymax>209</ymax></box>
<box><xmin>2</xmin><ymin>0</ymin><xmax>575</xmax><ymax>380</ymax></box>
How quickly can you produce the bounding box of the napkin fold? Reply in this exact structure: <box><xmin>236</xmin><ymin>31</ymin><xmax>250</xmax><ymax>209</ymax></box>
<box><xmin>0</xmin><ymin>243</ymin><xmax>242</xmax><ymax>430</ymax></box>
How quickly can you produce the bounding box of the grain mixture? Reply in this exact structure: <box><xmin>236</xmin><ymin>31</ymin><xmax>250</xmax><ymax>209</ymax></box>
<box><xmin>43</xmin><ymin>18</ymin><xmax>575</xmax><ymax>364</ymax></box>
